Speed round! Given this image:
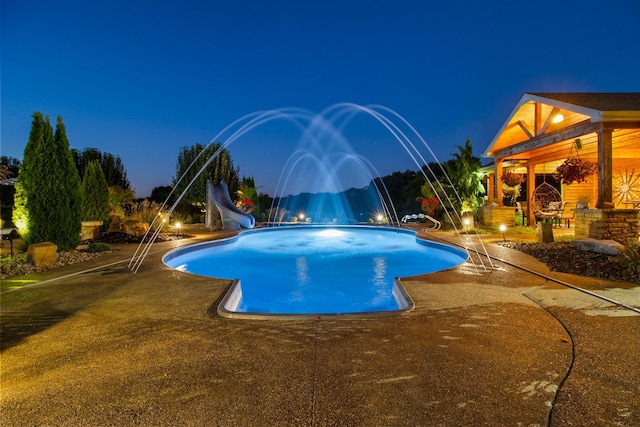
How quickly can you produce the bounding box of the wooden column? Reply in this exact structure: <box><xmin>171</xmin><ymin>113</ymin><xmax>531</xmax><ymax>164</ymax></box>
<box><xmin>597</xmin><ymin>128</ymin><xmax>614</xmax><ymax>208</ymax></box>
<box><xmin>487</xmin><ymin>174</ymin><xmax>495</xmax><ymax>204</ymax></box>
<box><xmin>526</xmin><ymin>162</ymin><xmax>536</xmax><ymax>226</ymax></box>
<box><xmin>496</xmin><ymin>160</ymin><xmax>504</xmax><ymax>206</ymax></box>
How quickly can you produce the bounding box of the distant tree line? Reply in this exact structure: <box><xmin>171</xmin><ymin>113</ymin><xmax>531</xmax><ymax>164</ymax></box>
<box><xmin>150</xmin><ymin>139</ymin><xmax>486</xmax><ymax>226</ymax></box>
<box><xmin>72</xmin><ymin>147</ymin><xmax>130</xmax><ymax>190</ymax></box>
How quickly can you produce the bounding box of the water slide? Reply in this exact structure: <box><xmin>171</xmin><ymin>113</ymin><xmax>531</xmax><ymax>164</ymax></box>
<box><xmin>207</xmin><ymin>180</ymin><xmax>255</xmax><ymax>230</ymax></box>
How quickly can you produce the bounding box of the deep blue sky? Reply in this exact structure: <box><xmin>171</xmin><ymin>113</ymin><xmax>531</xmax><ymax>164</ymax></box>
<box><xmin>2</xmin><ymin>0</ymin><xmax>639</xmax><ymax>197</ymax></box>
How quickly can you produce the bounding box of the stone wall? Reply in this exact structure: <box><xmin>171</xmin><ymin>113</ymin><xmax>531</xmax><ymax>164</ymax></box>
<box><xmin>574</xmin><ymin>208</ymin><xmax>639</xmax><ymax>244</ymax></box>
<box><xmin>478</xmin><ymin>206</ymin><xmax>516</xmax><ymax>227</ymax></box>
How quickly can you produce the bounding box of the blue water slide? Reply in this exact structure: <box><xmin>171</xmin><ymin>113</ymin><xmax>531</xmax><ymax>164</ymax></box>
<box><xmin>208</xmin><ymin>181</ymin><xmax>255</xmax><ymax>230</ymax></box>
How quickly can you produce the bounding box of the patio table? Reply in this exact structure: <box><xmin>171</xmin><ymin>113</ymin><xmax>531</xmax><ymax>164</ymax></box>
<box><xmin>622</xmin><ymin>200</ymin><xmax>640</xmax><ymax>209</ymax></box>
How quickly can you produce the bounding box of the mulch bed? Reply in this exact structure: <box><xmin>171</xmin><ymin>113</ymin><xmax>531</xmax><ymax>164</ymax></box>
<box><xmin>499</xmin><ymin>241</ymin><xmax>639</xmax><ymax>284</ymax></box>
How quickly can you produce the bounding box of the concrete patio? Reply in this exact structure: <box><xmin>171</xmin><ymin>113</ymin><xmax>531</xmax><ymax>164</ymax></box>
<box><xmin>1</xmin><ymin>226</ymin><xmax>638</xmax><ymax>426</ymax></box>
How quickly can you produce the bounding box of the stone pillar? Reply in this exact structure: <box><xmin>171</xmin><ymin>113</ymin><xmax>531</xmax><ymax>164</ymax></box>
<box><xmin>574</xmin><ymin>208</ymin><xmax>603</xmax><ymax>239</ymax></box>
<box><xmin>478</xmin><ymin>206</ymin><xmax>516</xmax><ymax>227</ymax></box>
<box><xmin>601</xmin><ymin>209</ymin><xmax>639</xmax><ymax>244</ymax></box>
<box><xmin>536</xmin><ymin>223</ymin><xmax>554</xmax><ymax>243</ymax></box>
<box><xmin>575</xmin><ymin>208</ymin><xmax>639</xmax><ymax>244</ymax></box>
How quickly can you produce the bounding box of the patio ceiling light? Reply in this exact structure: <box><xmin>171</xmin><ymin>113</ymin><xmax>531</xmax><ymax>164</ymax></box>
<box><xmin>552</xmin><ymin>113</ymin><xmax>565</xmax><ymax>124</ymax></box>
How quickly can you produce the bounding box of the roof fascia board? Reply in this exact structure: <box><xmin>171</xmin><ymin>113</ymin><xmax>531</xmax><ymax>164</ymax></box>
<box><xmin>481</xmin><ymin>94</ymin><xmax>532</xmax><ymax>158</ymax></box>
<box><xmin>599</xmin><ymin>111</ymin><xmax>640</xmax><ymax>122</ymax></box>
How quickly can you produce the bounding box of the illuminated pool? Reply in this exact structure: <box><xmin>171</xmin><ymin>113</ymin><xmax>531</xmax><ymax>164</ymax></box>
<box><xmin>163</xmin><ymin>226</ymin><xmax>467</xmax><ymax>318</ymax></box>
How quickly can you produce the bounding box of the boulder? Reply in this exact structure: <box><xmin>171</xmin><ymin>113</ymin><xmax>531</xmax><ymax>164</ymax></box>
<box><xmin>571</xmin><ymin>238</ymin><xmax>624</xmax><ymax>255</ymax></box>
<box><xmin>107</xmin><ymin>218</ymin><xmax>150</xmax><ymax>237</ymax></box>
<box><xmin>27</xmin><ymin>242</ymin><xmax>57</xmax><ymax>267</ymax></box>
<box><xmin>81</xmin><ymin>220</ymin><xmax>103</xmax><ymax>240</ymax></box>
<box><xmin>121</xmin><ymin>220</ymin><xmax>150</xmax><ymax>237</ymax></box>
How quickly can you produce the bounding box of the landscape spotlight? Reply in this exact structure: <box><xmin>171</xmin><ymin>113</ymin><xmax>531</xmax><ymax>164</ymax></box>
<box><xmin>499</xmin><ymin>224</ymin><xmax>507</xmax><ymax>241</ymax></box>
<box><xmin>175</xmin><ymin>222</ymin><xmax>182</xmax><ymax>237</ymax></box>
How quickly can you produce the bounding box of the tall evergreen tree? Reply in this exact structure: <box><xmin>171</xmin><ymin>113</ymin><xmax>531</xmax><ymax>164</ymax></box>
<box><xmin>81</xmin><ymin>160</ymin><xmax>110</xmax><ymax>221</ymax></box>
<box><xmin>172</xmin><ymin>143</ymin><xmax>239</xmax><ymax>206</ymax></box>
<box><xmin>13</xmin><ymin>112</ymin><xmax>49</xmax><ymax>243</ymax></box>
<box><xmin>13</xmin><ymin>113</ymin><xmax>82</xmax><ymax>250</ymax></box>
<box><xmin>52</xmin><ymin>117</ymin><xmax>83</xmax><ymax>249</ymax></box>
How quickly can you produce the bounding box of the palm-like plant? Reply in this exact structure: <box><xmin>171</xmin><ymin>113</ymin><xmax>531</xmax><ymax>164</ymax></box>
<box><xmin>236</xmin><ymin>177</ymin><xmax>262</xmax><ymax>202</ymax></box>
<box><xmin>444</xmin><ymin>139</ymin><xmax>486</xmax><ymax>214</ymax></box>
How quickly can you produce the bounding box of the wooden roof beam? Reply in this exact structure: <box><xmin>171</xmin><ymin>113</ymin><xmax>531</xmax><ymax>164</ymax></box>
<box><xmin>535</xmin><ymin>102</ymin><xmax>542</xmax><ymax>135</ymax></box>
<box><xmin>491</xmin><ymin>119</ymin><xmax>602</xmax><ymax>159</ymax></box>
<box><xmin>516</xmin><ymin>120</ymin><xmax>534</xmax><ymax>139</ymax></box>
<box><xmin>538</xmin><ymin>107</ymin><xmax>560</xmax><ymax>135</ymax></box>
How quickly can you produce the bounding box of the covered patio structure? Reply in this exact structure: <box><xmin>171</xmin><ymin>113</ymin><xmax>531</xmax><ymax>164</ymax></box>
<box><xmin>481</xmin><ymin>92</ymin><xmax>640</xmax><ymax>243</ymax></box>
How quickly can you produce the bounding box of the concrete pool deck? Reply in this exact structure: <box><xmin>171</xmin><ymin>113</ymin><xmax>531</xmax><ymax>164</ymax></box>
<box><xmin>1</xmin><ymin>225</ymin><xmax>639</xmax><ymax>426</ymax></box>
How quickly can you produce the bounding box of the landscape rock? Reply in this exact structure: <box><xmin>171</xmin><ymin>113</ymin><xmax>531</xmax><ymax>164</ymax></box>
<box><xmin>108</xmin><ymin>219</ymin><xmax>150</xmax><ymax>237</ymax></box>
<box><xmin>571</xmin><ymin>238</ymin><xmax>625</xmax><ymax>255</ymax></box>
<box><xmin>26</xmin><ymin>242</ymin><xmax>57</xmax><ymax>267</ymax></box>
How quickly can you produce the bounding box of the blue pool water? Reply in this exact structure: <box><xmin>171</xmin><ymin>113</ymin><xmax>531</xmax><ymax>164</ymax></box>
<box><xmin>163</xmin><ymin>226</ymin><xmax>467</xmax><ymax>317</ymax></box>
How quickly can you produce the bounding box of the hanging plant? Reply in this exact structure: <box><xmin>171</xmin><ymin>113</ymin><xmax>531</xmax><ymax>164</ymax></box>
<box><xmin>553</xmin><ymin>158</ymin><xmax>598</xmax><ymax>185</ymax></box>
<box><xmin>502</xmin><ymin>183</ymin><xmax>521</xmax><ymax>198</ymax></box>
<box><xmin>501</xmin><ymin>171</ymin><xmax>524</xmax><ymax>187</ymax></box>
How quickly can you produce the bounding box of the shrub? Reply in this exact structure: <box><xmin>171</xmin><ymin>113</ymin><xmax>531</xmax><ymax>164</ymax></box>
<box><xmin>620</xmin><ymin>239</ymin><xmax>640</xmax><ymax>275</ymax></box>
<box><xmin>87</xmin><ymin>242</ymin><xmax>111</xmax><ymax>253</ymax></box>
<box><xmin>81</xmin><ymin>160</ymin><xmax>110</xmax><ymax>221</ymax></box>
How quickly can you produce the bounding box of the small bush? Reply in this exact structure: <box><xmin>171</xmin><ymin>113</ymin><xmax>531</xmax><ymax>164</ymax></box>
<box><xmin>620</xmin><ymin>239</ymin><xmax>640</xmax><ymax>274</ymax></box>
<box><xmin>87</xmin><ymin>242</ymin><xmax>111</xmax><ymax>253</ymax></box>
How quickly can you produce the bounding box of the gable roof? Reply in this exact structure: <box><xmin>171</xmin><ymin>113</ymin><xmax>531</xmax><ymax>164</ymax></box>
<box><xmin>483</xmin><ymin>92</ymin><xmax>640</xmax><ymax>159</ymax></box>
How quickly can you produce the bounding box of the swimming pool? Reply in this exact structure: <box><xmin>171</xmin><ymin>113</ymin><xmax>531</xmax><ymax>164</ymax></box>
<box><xmin>163</xmin><ymin>226</ymin><xmax>468</xmax><ymax>319</ymax></box>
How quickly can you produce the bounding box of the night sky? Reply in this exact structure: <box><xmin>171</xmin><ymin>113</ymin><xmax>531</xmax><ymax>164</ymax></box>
<box><xmin>2</xmin><ymin>0</ymin><xmax>639</xmax><ymax>197</ymax></box>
